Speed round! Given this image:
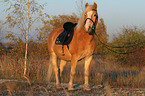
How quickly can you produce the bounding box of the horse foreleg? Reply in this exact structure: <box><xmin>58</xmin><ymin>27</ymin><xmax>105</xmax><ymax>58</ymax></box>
<box><xmin>50</xmin><ymin>53</ymin><xmax>61</xmax><ymax>88</ymax></box>
<box><xmin>60</xmin><ymin>59</ymin><xmax>66</xmax><ymax>77</ymax></box>
<box><xmin>68</xmin><ymin>56</ymin><xmax>77</xmax><ymax>90</ymax></box>
<box><xmin>84</xmin><ymin>55</ymin><xmax>92</xmax><ymax>90</ymax></box>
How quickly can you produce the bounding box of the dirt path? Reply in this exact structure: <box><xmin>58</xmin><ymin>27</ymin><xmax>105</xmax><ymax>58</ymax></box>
<box><xmin>0</xmin><ymin>79</ymin><xmax>145</xmax><ymax>96</ymax></box>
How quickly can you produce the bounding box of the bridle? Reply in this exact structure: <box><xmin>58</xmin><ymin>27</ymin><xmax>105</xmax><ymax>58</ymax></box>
<box><xmin>84</xmin><ymin>9</ymin><xmax>98</xmax><ymax>34</ymax></box>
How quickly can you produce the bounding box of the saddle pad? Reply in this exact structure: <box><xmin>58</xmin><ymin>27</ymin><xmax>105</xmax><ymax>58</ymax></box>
<box><xmin>55</xmin><ymin>29</ymin><xmax>74</xmax><ymax>45</ymax></box>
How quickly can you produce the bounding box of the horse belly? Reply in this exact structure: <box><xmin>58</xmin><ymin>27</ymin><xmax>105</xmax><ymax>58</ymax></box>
<box><xmin>54</xmin><ymin>45</ymin><xmax>72</xmax><ymax>61</ymax></box>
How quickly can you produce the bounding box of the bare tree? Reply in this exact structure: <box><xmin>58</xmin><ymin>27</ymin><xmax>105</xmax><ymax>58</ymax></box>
<box><xmin>75</xmin><ymin>0</ymin><xmax>91</xmax><ymax>17</ymax></box>
<box><xmin>24</xmin><ymin>0</ymin><xmax>30</xmax><ymax>75</ymax></box>
<box><xmin>75</xmin><ymin>0</ymin><xmax>85</xmax><ymax>16</ymax></box>
<box><xmin>3</xmin><ymin>0</ymin><xmax>49</xmax><ymax>75</ymax></box>
<box><xmin>0</xmin><ymin>21</ymin><xmax>2</xmax><ymax>42</ymax></box>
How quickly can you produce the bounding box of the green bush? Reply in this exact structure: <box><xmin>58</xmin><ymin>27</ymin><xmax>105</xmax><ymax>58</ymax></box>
<box><xmin>109</xmin><ymin>26</ymin><xmax>145</xmax><ymax>67</ymax></box>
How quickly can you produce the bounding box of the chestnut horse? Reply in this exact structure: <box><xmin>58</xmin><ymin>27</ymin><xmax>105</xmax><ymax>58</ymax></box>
<box><xmin>47</xmin><ymin>2</ymin><xmax>98</xmax><ymax>90</ymax></box>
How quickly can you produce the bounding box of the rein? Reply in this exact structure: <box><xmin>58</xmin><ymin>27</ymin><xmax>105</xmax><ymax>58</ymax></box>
<box><xmin>93</xmin><ymin>30</ymin><xmax>145</xmax><ymax>54</ymax></box>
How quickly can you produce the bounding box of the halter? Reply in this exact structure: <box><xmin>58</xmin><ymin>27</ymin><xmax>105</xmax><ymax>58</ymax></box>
<box><xmin>84</xmin><ymin>9</ymin><xmax>98</xmax><ymax>34</ymax></box>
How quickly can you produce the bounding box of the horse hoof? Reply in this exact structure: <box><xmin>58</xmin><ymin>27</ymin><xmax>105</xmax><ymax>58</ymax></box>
<box><xmin>84</xmin><ymin>88</ymin><xmax>91</xmax><ymax>91</ymax></box>
<box><xmin>56</xmin><ymin>84</ymin><xmax>61</xmax><ymax>89</ymax></box>
<box><xmin>84</xmin><ymin>85</ymin><xmax>91</xmax><ymax>91</ymax></box>
<box><xmin>68</xmin><ymin>87</ymin><xmax>74</xmax><ymax>91</ymax></box>
<box><xmin>84</xmin><ymin>87</ymin><xmax>91</xmax><ymax>91</ymax></box>
<box><xmin>56</xmin><ymin>86</ymin><xmax>62</xmax><ymax>90</ymax></box>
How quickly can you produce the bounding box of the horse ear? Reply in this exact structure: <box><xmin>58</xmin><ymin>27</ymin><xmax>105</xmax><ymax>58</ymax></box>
<box><xmin>85</xmin><ymin>2</ymin><xmax>89</xmax><ymax>8</ymax></box>
<box><xmin>93</xmin><ymin>2</ymin><xmax>97</xmax><ymax>9</ymax></box>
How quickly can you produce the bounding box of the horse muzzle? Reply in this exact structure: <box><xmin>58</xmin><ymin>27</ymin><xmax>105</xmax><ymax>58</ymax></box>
<box><xmin>85</xmin><ymin>25</ymin><xmax>95</xmax><ymax>35</ymax></box>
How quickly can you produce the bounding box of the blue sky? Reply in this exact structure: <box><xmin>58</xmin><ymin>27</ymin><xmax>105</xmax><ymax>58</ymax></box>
<box><xmin>41</xmin><ymin>0</ymin><xmax>145</xmax><ymax>40</ymax></box>
<box><xmin>0</xmin><ymin>0</ymin><xmax>145</xmax><ymax>41</ymax></box>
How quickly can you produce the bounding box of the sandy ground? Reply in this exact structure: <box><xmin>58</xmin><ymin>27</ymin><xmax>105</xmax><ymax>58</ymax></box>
<box><xmin>0</xmin><ymin>79</ymin><xmax>145</xmax><ymax>96</ymax></box>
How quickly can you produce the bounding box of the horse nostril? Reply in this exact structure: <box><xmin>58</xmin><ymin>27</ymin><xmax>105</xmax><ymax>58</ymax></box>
<box><xmin>89</xmin><ymin>26</ymin><xmax>91</xmax><ymax>30</ymax></box>
<box><xmin>88</xmin><ymin>26</ymin><xmax>92</xmax><ymax>32</ymax></box>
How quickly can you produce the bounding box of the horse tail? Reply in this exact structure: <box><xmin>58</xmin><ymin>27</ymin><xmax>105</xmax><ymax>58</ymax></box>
<box><xmin>46</xmin><ymin>57</ymin><xmax>53</xmax><ymax>82</ymax></box>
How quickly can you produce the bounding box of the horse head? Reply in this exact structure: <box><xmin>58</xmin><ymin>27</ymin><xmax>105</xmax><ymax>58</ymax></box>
<box><xmin>84</xmin><ymin>2</ymin><xmax>98</xmax><ymax>34</ymax></box>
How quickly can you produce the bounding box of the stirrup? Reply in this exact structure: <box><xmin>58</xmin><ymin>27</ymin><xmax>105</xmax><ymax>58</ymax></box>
<box><xmin>61</xmin><ymin>45</ymin><xmax>65</xmax><ymax>56</ymax></box>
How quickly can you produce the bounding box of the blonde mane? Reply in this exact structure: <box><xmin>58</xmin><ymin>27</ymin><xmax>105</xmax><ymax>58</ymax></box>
<box><xmin>76</xmin><ymin>5</ymin><xmax>96</xmax><ymax>31</ymax></box>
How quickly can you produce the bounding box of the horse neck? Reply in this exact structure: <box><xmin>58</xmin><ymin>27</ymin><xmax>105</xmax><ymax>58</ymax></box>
<box><xmin>74</xmin><ymin>27</ymin><xmax>94</xmax><ymax>41</ymax></box>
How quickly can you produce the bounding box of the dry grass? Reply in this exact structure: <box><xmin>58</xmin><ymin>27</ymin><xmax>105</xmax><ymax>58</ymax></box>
<box><xmin>0</xmin><ymin>79</ymin><xmax>50</xmax><ymax>95</ymax></box>
<box><xmin>0</xmin><ymin>54</ymin><xmax>145</xmax><ymax>90</ymax></box>
<box><xmin>0</xmin><ymin>55</ymin><xmax>49</xmax><ymax>81</ymax></box>
<box><xmin>48</xmin><ymin>55</ymin><xmax>145</xmax><ymax>88</ymax></box>
<box><xmin>5</xmin><ymin>82</ymin><xmax>17</xmax><ymax>96</ymax></box>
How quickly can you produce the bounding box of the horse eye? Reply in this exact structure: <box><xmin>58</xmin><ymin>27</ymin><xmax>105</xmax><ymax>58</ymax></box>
<box><xmin>94</xmin><ymin>14</ymin><xmax>97</xmax><ymax>17</ymax></box>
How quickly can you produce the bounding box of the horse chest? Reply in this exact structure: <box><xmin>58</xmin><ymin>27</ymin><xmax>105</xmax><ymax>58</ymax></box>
<box><xmin>77</xmin><ymin>39</ymin><xmax>95</xmax><ymax>59</ymax></box>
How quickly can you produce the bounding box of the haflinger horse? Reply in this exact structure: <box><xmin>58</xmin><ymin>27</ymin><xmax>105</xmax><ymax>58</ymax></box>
<box><xmin>47</xmin><ymin>2</ymin><xmax>98</xmax><ymax>91</ymax></box>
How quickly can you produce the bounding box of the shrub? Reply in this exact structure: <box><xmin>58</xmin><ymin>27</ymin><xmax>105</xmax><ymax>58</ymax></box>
<box><xmin>110</xmin><ymin>26</ymin><xmax>145</xmax><ymax>67</ymax></box>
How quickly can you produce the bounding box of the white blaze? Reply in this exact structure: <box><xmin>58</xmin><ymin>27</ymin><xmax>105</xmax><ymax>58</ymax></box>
<box><xmin>85</xmin><ymin>11</ymin><xmax>93</xmax><ymax>32</ymax></box>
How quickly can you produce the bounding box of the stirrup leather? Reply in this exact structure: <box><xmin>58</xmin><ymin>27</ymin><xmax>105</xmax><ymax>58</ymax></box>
<box><xmin>61</xmin><ymin>45</ymin><xmax>65</xmax><ymax>56</ymax></box>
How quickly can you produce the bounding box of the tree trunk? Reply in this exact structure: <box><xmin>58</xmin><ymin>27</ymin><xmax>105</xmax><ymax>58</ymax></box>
<box><xmin>24</xmin><ymin>0</ymin><xmax>30</xmax><ymax>75</ymax></box>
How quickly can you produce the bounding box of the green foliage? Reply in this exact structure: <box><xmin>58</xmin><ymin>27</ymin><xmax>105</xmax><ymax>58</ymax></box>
<box><xmin>110</xmin><ymin>26</ymin><xmax>145</xmax><ymax>67</ymax></box>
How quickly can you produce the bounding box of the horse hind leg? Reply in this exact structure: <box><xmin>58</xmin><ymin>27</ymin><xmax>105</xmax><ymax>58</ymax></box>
<box><xmin>46</xmin><ymin>58</ymin><xmax>53</xmax><ymax>82</ymax></box>
<box><xmin>84</xmin><ymin>55</ymin><xmax>92</xmax><ymax>91</ymax></box>
<box><xmin>49</xmin><ymin>52</ymin><xmax>61</xmax><ymax>88</ymax></box>
<box><xmin>60</xmin><ymin>59</ymin><xmax>66</xmax><ymax>77</ymax></box>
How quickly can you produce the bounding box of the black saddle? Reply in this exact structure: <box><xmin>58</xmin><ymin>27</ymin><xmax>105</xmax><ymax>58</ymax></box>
<box><xmin>55</xmin><ymin>22</ymin><xmax>77</xmax><ymax>45</ymax></box>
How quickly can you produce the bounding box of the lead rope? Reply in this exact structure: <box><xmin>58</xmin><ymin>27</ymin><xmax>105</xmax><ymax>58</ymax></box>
<box><xmin>93</xmin><ymin>31</ymin><xmax>143</xmax><ymax>54</ymax></box>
